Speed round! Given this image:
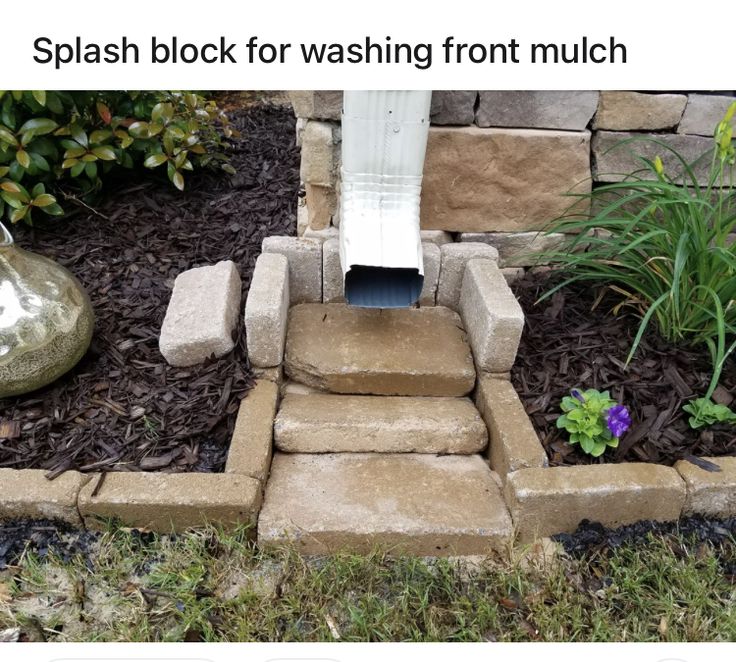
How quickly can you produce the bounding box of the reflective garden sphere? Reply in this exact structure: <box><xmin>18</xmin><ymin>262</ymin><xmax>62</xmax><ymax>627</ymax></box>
<box><xmin>0</xmin><ymin>222</ymin><xmax>94</xmax><ymax>398</ymax></box>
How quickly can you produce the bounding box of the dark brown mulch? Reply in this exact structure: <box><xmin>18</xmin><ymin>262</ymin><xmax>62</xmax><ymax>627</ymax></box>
<box><xmin>0</xmin><ymin>104</ymin><xmax>300</xmax><ymax>475</ymax></box>
<box><xmin>511</xmin><ymin>272</ymin><xmax>736</xmax><ymax>467</ymax></box>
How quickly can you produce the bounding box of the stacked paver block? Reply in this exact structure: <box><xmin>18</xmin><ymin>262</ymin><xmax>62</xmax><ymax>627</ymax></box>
<box><xmin>437</xmin><ymin>242</ymin><xmax>499</xmax><ymax>310</ymax></box>
<box><xmin>262</xmin><ymin>236</ymin><xmax>322</xmax><ymax>304</ymax></box>
<box><xmin>159</xmin><ymin>260</ymin><xmax>241</xmax><ymax>367</ymax></box>
<box><xmin>244</xmin><ymin>253</ymin><xmax>289</xmax><ymax>367</ymax></box>
<box><xmin>459</xmin><ymin>259</ymin><xmax>524</xmax><ymax>373</ymax></box>
<box><xmin>322</xmin><ymin>238</ymin><xmax>344</xmax><ymax>303</ymax></box>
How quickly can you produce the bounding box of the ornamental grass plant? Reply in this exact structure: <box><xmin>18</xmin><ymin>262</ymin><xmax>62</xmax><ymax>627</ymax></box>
<box><xmin>541</xmin><ymin>102</ymin><xmax>736</xmax><ymax>425</ymax></box>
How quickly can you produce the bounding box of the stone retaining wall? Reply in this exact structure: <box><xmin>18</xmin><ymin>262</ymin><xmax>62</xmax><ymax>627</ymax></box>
<box><xmin>292</xmin><ymin>90</ymin><xmax>736</xmax><ymax>251</ymax></box>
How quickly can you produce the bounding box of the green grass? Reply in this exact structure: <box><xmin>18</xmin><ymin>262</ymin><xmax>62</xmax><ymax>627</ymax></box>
<box><xmin>1</xmin><ymin>524</ymin><xmax>734</xmax><ymax>642</ymax></box>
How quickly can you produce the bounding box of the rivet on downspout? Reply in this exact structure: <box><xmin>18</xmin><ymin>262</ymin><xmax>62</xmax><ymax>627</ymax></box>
<box><xmin>339</xmin><ymin>90</ymin><xmax>432</xmax><ymax>308</ymax></box>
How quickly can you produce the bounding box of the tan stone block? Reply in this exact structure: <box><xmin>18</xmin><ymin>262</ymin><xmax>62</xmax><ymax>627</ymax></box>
<box><xmin>505</xmin><ymin>464</ymin><xmax>686</xmax><ymax>542</ymax></box>
<box><xmin>675</xmin><ymin>457</ymin><xmax>736</xmax><ymax>518</ymax></box>
<box><xmin>593</xmin><ymin>131</ymin><xmax>713</xmax><ymax>185</ymax></box>
<box><xmin>322</xmin><ymin>238</ymin><xmax>345</xmax><ymax>303</ymax></box>
<box><xmin>262</xmin><ymin>236</ymin><xmax>322</xmax><ymax>304</ymax></box>
<box><xmin>159</xmin><ymin>261</ymin><xmax>241</xmax><ymax>367</ymax></box>
<box><xmin>420</xmin><ymin>230</ymin><xmax>454</xmax><ymax>246</ymax></box>
<box><xmin>305</xmin><ymin>183</ymin><xmax>335</xmax><ymax>230</ymax></box>
<box><xmin>421</xmin><ymin>127</ymin><xmax>591</xmax><ymax>232</ymax></box>
<box><xmin>274</xmin><ymin>393</ymin><xmax>487</xmax><ymax>454</ymax></box>
<box><xmin>437</xmin><ymin>242</ymin><xmax>499</xmax><ymax>310</ymax></box>
<box><xmin>79</xmin><ymin>473</ymin><xmax>262</xmax><ymax>533</ymax></box>
<box><xmin>284</xmin><ymin>304</ymin><xmax>476</xmax><ymax>396</ymax></box>
<box><xmin>304</xmin><ymin>225</ymin><xmax>339</xmax><ymax>243</ymax></box>
<box><xmin>258</xmin><ymin>453</ymin><xmax>512</xmax><ymax>555</ymax></box>
<box><xmin>501</xmin><ymin>267</ymin><xmax>525</xmax><ymax>285</ymax></box>
<box><xmin>419</xmin><ymin>242</ymin><xmax>440</xmax><ymax>306</ymax></box>
<box><xmin>289</xmin><ymin>91</ymin><xmax>343</xmax><ymax>120</ymax></box>
<box><xmin>475</xmin><ymin>376</ymin><xmax>547</xmax><ymax>480</ymax></box>
<box><xmin>476</xmin><ymin>91</ymin><xmax>598</xmax><ymax>131</ymax></box>
<box><xmin>296</xmin><ymin>199</ymin><xmax>308</xmax><ymax>237</ymax></box>
<box><xmin>300</xmin><ymin>121</ymin><xmax>334</xmax><ymax>186</ymax></box>
<box><xmin>430</xmin><ymin>91</ymin><xmax>477</xmax><ymax>125</ymax></box>
<box><xmin>678</xmin><ymin>93</ymin><xmax>736</xmax><ymax>136</ymax></box>
<box><xmin>244</xmin><ymin>253</ymin><xmax>289</xmax><ymax>367</ymax></box>
<box><xmin>459</xmin><ymin>260</ymin><xmax>524</xmax><ymax>373</ymax></box>
<box><xmin>280</xmin><ymin>380</ymin><xmax>323</xmax><ymax>396</ymax></box>
<box><xmin>459</xmin><ymin>231</ymin><xmax>567</xmax><ymax>267</ymax></box>
<box><xmin>0</xmin><ymin>469</ymin><xmax>89</xmax><ymax>525</ymax></box>
<box><xmin>594</xmin><ymin>91</ymin><xmax>687</xmax><ymax>131</ymax></box>
<box><xmin>226</xmin><ymin>380</ymin><xmax>279</xmax><ymax>481</ymax></box>
<box><xmin>252</xmin><ymin>365</ymin><xmax>283</xmax><ymax>384</ymax></box>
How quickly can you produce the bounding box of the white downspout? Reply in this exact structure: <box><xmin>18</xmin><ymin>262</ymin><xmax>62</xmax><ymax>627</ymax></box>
<box><xmin>339</xmin><ymin>90</ymin><xmax>432</xmax><ymax>308</ymax></box>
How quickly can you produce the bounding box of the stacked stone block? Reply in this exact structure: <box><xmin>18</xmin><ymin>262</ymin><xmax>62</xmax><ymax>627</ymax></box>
<box><xmin>291</xmin><ymin>90</ymin><xmax>736</xmax><ymax>267</ymax></box>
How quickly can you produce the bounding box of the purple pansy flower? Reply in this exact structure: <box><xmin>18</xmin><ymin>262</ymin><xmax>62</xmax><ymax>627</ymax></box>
<box><xmin>606</xmin><ymin>404</ymin><xmax>631</xmax><ymax>438</ymax></box>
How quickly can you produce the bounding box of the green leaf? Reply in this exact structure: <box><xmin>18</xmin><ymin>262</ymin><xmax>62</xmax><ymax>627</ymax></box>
<box><xmin>29</xmin><ymin>152</ymin><xmax>50</xmax><ymax>172</ymax></box>
<box><xmin>64</xmin><ymin>147</ymin><xmax>87</xmax><ymax>159</ymax></box>
<box><xmin>0</xmin><ymin>181</ymin><xmax>20</xmax><ymax>193</ymax></box>
<box><xmin>172</xmin><ymin>170</ymin><xmax>184</xmax><ymax>191</ymax></box>
<box><xmin>31</xmin><ymin>183</ymin><xmax>45</xmax><ymax>197</ymax></box>
<box><xmin>62</xmin><ymin>158</ymin><xmax>80</xmax><ymax>169</ymax></box>
<box><xmin>32</xmin><ymin>90</ymin><xmax>46</xmax><ymax>106</ymax></box>
<box><xmin>0</xmin><ymin>127</ymin><xmax>17</xmax><ymax>145</ymax></box>
<box><xmin>10</xmin><ymin>205</ymin><xmax>28</xmax><ymax>223</ymax></box>
<box><xmin>71</xmin><ymin>124</ymin><xmax>88</xmax><ymax>148</ymax></box>
<box><xmin>15</xmin><ymin>150</ymin><xmax>30</xmax><ymax>169</ymax></box>
<box><xmin>151</xmin><ymin>102</ymin><xmax>174</xmax><ymax>123</ymax></box>
<box><xmin>590</xmin><ymin>442</ymin><xmax>607</xmax><ymax>457</ymax></box>
<box><xmin>40</xmin><ymin>202</ymin><xmax>64</xmax><ymax>216</ymax></box>
<box><xmin>144</xmin><ymin>153</ymin><xmax>168</xmax><ymax>168</ymax></box>
<box><xmin>85</xmin><ymin>161</ymin><xmax>98</xmax><ymax>179</ymax></box>
<box><xmin>91</xmin><ymin>146</ymin><xmax>117</xmax><ymax>161</ymax></box>
<box><xmin>221</xmin><ymin>163</ymin><xmax>236</xmax><ymax>175</ymax></box>
<box><xmin>128</xmin><ymin>122</ymin><xmax>150</xmax><ymax>139</ymax></box>
<box><xmin>579</xmin><ymin>436</ymin><xmax>595</xmax><ymax>454</ymax></box>
<box><xmin>90</xmin><ymin>129</ymin><xmax>113</xmax><ymax>144</ymax></box>
<box><xmin>19</xmin><ymin>118</ymin><xmax>58</xmax><ymax>136</ymax></box>
<box><xmin>70</xmin><ymin>161</ymin><xmax>85</xmax><ymax>178</ymax></box>
<box><xmin>45</xmin><ymin>92</ymin><xmax>63</xmax><ymax>114</ymax></box>
<box><xmin>1</xmin><ymin>192</ymin><xmax>26</xmax><ymax>209</ymax></box>
<box><xmin>32</xmin><ymin>193</ymin><xmax>55</xmax><ymax>208</ymax></box>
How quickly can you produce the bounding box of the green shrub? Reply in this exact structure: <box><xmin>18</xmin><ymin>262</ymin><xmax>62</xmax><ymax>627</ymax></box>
<box><xmin>540</xmin><ymin>102</ymin><xmax>736</xmax><ymax>416</ymax></box>
<box><xmin>0</xmin><ymin>91</ymin><xmax>237</xmax><ymax>223</ymax></box>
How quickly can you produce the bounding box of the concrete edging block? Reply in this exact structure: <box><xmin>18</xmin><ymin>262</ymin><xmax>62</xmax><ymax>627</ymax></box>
<box><xmin>675</xmin><ymin>456</ymin><xmax>736</xmax><ymax>518</ymax></box>
<box><xmin>504</xmin><ymin>464</ymin><xmax>687</xmax><ymax>543</ymax></box>
<box><xmin>225</xmin><ymin>380</ymin><xmax>279</xmax><ymax>482</ymax></box>
<box><xmin>475</xmin><ymin>375</ymin><xmax>547</xmax><ymax>481</ymax></box>
<box><xmin>0</xmin><ymin>469</ymin><xmax>91</xmax><ymax>526</ymax></box>
<box><xmin>78</xmin><ymin>472</ymin><xmax>262</xmax><ymax>533</ymax></box>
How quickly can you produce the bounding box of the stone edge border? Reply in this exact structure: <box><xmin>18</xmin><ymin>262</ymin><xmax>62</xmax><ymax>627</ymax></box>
<box><xmin>480</xmin><ymin>373</ymin><xmax>736</xmax><ymax>542</ymax></box>
<box><xmin>0</xmin><ymin>378</ymin><xmax>280</xmax><ymax>534</ymax></box>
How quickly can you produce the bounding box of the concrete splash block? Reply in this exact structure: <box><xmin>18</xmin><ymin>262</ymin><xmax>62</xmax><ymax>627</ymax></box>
<box><xmin>284</xmin><ymin>304</ymin><xmax>476</xmax><ymax>396</ymax></box>
<box><xmin>274</xmin><ymin>393</ymin><xmax>488</xmax><ymax>454</ymax></box>
<box><xmin>258</xmin><ymin>453</ymin><xmax>512</xmax><ymax>556</ymax></box>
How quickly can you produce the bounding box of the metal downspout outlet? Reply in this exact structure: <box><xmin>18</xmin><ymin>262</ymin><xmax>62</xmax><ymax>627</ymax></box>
<box><xmin>339</xmin><ymin>90</ymin><xmax>432</xmax><ymax>308</ymax></box>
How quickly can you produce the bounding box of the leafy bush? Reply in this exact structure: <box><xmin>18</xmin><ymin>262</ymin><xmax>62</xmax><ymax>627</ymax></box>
<box><xmin>0</xmin><ymin>91</ymin><xmax>236</xmax><ymax>223</ymax></box>
<box><xmin>541</xmin><ymin>102</ymin><xmax>736</xmax><ymax>419</ymax></box>
<box><xmin>556</xmin><ymin>388</ymin><xmax>631</xmax><ymax>456</ymax></box>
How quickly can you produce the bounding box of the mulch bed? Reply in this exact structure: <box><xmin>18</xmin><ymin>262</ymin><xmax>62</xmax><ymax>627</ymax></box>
<box><xmin>0</xmin><ymin>103</ymin><xmax>300</xmax><ymax>475</ymax></box>
<box><xmin>511</xmin><ymin>271</ymin><xmax>736</xmax><ymax>467</ymax></box>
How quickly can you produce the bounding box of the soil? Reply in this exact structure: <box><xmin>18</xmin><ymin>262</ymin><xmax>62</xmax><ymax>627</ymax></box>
<box><xmin>0</xmin><ymin>103</ymin><xmax>300</xmax><ymax>475</ymax></box>
<box><xmin>511</xmin><ymin>271</ymin><xmax>736</xmax><ymax>467</ymax></box>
